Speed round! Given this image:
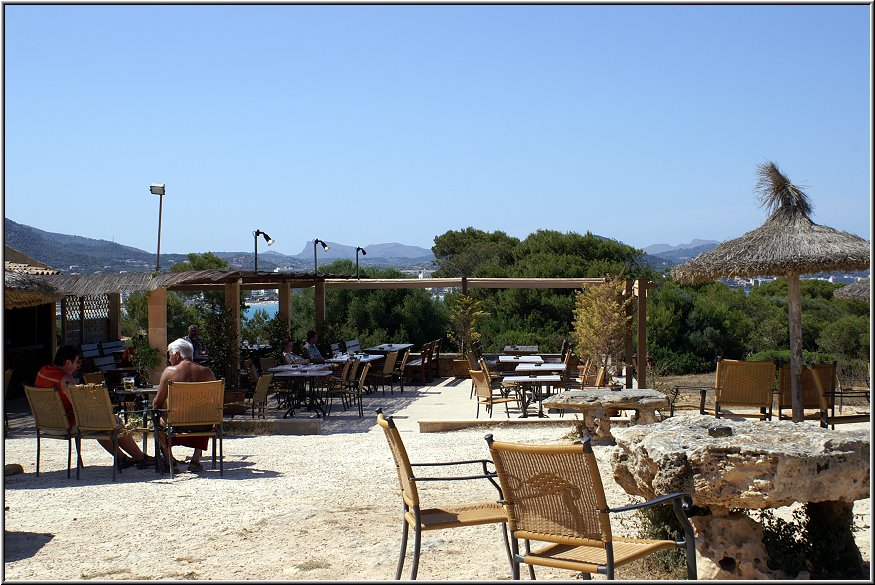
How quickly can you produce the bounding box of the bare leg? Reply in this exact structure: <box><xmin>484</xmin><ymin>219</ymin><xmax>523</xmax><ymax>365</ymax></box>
<box><xmin>190</xmin><ymin>448</ymin><xmax>203</xmax><ymax>464</ymax></box>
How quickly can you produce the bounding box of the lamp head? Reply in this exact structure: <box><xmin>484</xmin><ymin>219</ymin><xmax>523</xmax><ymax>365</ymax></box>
<box><xmin>315</xmin><ymin>238</ymin><xmax>329</xmax><ymax>251</ymax></box>
<box><xmin>150</xmin><ymin>183</ymin><xmax>166</xmax><ymax>196</ymax></box>
<box><xmin>255</xmin><ymin>229</ymin><xmax>275</xmax><ymax>245</ymax></box>
<box><xmin>356</xmin><ymin>246</ymin><xmax>367</xmax><ymax>256</ymax></box>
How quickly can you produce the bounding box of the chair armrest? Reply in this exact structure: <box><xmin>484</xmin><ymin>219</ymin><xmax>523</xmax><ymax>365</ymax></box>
<box><xmin>608</xmin><ymin>492</ymin><xmax>692</xmax><ymax>514</ymax></box>
<box><xmin>412</xmin><ymin>472</ymin><xmax>499</xmax><ymax>482</ymax></box>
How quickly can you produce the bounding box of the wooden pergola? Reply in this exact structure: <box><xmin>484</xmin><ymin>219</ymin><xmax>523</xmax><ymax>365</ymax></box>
<box><xmin>39</xmin><ymin>271</ymin><xmax>654</xmax><ymax>388</ymax></box>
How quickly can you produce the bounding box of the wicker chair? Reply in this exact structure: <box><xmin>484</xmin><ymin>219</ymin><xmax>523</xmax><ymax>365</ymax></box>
<box><xmin>23</xmin><ymin>385</ymin><xmax>80</xmax><ymax>478</ymax></box>
<box><xmin>347</xmin><ymin>362</ymin><xmax>372</xmax><ymax>417</ymax></box>
<box><xmin>405</xmin><ymin>342</ymin><xmax>432</xmax><ymax>385</ymax></box>
<box><xmin>776</xmin><ymin>363</ymin><xmax>832</xmax><ymax>424</ymax></box>
<box><xmin>376</xmin><ymin>409</ymin><xmax>510</xmax><ymax>580</ymax></box>
<box><xmin>714</xmin><ymin>359</ymin><xmax>776</xmax><ymax>420</ymax></box>
<box><xmin>369</xmin><ymin>350</ymin><xmax>400</xmax><ymax>396</ymax></box>
<box><xmin>391</xmin><ymin>350</ymin><xmax>410</xmax><ymax>393</ymax></box>
<box><xmin>430</xmin><ymin>339</ymin><xmax>442</xmax><ymax>379</ymax></box>
<box><xmin>325</xmin><ymin>360</ymin><xmax>354</xmax><ymax>415</ymax></box>
<box><xmin>229</xmin><ymin>373</ymin><xmax>273</xmax><ymax>419</ymax></box>
<box><xmin>82</xmin><ymin>371</ymin><xmax>105</xmax><ymax>385</ymax></box>
<box><xmin>485</xmin><ymin>434</ymin><xmax>697</xmax><ymax>580</ymax></box>
<box><xmin>66</xmin><ymin>383</ymin><xmax>131</xmax><ymax>481</ymax></box>
<box><xmin>470</xmin><ymin>369</ymin><xmax>521</xmax><ymax>419</ymax></box>
<box><xmin>158</xmin><ymin>380</ymin><xmax>225</xmax><ymax>478</ymax></box>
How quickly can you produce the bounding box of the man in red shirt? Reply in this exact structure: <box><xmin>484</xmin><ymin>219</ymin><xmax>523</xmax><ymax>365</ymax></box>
<box><xmin>36</xmin><ymin>345</ymin><xmax>154</xmax><ymax>470</ymax></box>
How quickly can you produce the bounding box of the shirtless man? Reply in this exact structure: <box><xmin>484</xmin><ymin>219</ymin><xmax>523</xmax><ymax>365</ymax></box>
<box><xmin>152</xmin><ymin>338</ymin><xmax>216</xmax><ymax>472</ymax></box>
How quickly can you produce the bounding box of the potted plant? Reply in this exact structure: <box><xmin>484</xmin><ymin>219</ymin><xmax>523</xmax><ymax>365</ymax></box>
<box><xmin>130</xmin><ymin>334</ymin><xmax>163</xmax><ymax>387</ymax></box>
<box><xmin>447</xmin><ymin>294</ymin><xmax>489</xmax><ymax>378</ymax></box>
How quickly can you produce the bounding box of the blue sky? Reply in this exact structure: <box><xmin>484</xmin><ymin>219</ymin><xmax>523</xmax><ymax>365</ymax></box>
<box><xmin>3</xmin><ymin>4</ymin><xmax>871</xmax><ymax>257</ymax></box>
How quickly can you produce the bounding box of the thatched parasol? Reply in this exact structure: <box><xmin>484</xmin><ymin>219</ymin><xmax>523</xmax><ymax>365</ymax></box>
<box><xmin>4</xmin><ymin>270</ymin><xmax>65</xmax><ymax>310</ymax></box>
<box><xmin>673</xmin><ymin>161</ymin><xmax>871</xmax><ymax>422</ymax></box>
<box><xmin>834</xmin><ymin>278</ymin><xmax>870</xmax><ymax>303</ymax></box>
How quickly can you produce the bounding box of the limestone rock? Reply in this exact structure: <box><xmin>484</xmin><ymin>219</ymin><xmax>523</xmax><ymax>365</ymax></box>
<box><xmin>610</xmin><ymin>414</ymin><xmax>870</xmax><ymax>509</ymax></box>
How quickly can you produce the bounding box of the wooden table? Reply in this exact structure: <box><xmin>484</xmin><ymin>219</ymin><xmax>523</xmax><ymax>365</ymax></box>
<box><xmin>542</xmin><ymin>388</ymin><xmax>668</xmax><ymax>439</ymax></box>
<box><xmin>269</xmin><ymin>365</ymin><xmax>335</xmax><ymax>418</ymax></box>
<box><xmin>503</xmin><ymin>374</ymin><xmax>561</xmax><ymax>418</ymax></box>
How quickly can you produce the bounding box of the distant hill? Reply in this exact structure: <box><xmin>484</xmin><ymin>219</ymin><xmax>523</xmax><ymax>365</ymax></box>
<box><xmin>642</xmin><ymin>239</ymin><xmax>720</xmax><ymax>255</ymax></box>
<box><xmin>3</xmin><ymin>218</ymin><xmax>436</xmax><ymax>275</ymax></box>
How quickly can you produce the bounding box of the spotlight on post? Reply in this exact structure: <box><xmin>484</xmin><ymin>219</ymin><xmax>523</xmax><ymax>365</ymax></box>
<box><xmin>253</xmin><ymin>229</ymin><xmax>275</xmax><ymax>274</ymax></box>
<box><xmin>355</xmin><ymin>246</ymin><xmax>367</xmax><ymax>279</ymax></box>
<box><xmin>150</xmin><ymin>183</ymin><xmax>166</xmax><ymax>272</ymax></box>
<box><xmin>314</xmin><ymin>238</ymin><xmax>329</xmax><ymax>274</ymax></box>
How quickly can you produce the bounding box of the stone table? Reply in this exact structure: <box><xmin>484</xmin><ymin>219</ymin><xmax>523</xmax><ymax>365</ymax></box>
<box><xmin>610</xmin><ymin>414</ymin><xmax>870</xmax><ymax>579</ymax></box>
<box><xmin>542</xmin><ymin>388</ymin><xmax>669</xmax><ymax>439</ymax></box>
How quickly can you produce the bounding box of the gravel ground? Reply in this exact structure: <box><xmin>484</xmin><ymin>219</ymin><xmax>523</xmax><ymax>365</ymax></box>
<box><xmin>3</xmin><ymin>378</ymin><xmax>870</xmax><ymax>581</ymax></box>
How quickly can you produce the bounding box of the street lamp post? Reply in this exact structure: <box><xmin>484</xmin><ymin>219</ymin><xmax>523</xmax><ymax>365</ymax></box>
<box><xmin>150</xmin><ymin>183</ymin><xmax>165</xmax><ymax>272</ymax></box>
<box><xmin>313</xmin><ymin>238</ymin><xmax>329</xmax><ymax>274</ymax></box>
<box><xmin>253</xmin><ymin>229</ymin><xmax>275</xmax><ymax>274</ymax></box>
<box><xmin>355</xmin><ymin>246</ymin><xmax>367</xmax><ymax>279</ymax></box>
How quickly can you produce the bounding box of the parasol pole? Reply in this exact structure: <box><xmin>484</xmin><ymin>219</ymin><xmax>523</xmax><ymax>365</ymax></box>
<box><xmin>787</xmin><ymin>271</ymin><xmax>804</xmax><ymax>422</ymax></box>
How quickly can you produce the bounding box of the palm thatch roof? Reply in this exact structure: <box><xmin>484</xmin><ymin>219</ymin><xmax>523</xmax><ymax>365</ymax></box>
<box><xmin>834</xmin><ymin>278</ymin><xmax>870</xmax><ymax>302</ymax></box>
<box><xmin>4</xmin><ymin>270</ymin><xmax>64</xmax><ymax>309</ymax></box>
<box><xmin>673</xmin><ymin>163</ymin><xmax>870</xmax><ymax>283</ymax></box>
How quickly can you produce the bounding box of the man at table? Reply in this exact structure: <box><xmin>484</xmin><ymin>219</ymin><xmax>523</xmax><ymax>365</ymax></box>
<box><xmin>183</xmin><ymin>325</ymin><xmax>208</xmax><ymax>362</ymax></box>
<box><xmin>152</xmin><ymin>338</ymin><xmax>215</xmax><ymax>473</ymax></box>
<box><xmin>304</xmin><ymin>330</ymin><xmax>326</xmax><ymax>364</ymax></box>
<box><xmin>35</xmin><ymin>345</ymin><xmax>154</xmax><ymax>470</ymax></box>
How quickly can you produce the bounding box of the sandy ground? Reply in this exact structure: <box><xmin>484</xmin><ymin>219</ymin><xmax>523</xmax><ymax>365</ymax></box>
<box><xmin>3</xmin><ymin>379</ymin><xmax>871</xmax><ymax>581</ymax></box>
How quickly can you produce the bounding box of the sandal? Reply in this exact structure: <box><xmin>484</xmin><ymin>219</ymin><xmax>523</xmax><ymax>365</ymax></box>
<box><xmin>188</xmin><ymin>461</ymin><xmax>204</xmax><ymax>473</ymax></box>
<box><xmin>117</xmin><ymin>457</ymin><xmax>138</xmax><ymax>471</ymax></box>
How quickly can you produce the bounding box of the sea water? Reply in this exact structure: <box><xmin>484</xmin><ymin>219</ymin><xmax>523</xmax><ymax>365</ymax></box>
<box><xmin>244</xmin><ymin>303</ymin><xmax>279</xmax><ymax>320</ymax></box>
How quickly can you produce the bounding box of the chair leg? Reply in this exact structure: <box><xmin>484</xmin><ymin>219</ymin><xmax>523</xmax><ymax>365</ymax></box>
<box><xmin>499</xmin><ymin>523</ymin><xmax>512</xmax><ymax>573</ymax></box>
<box><xmin>410</xmin><ymin>513</ymin><xmax>422</xmax><ymax>580</ymax></box>
<box><xmin>66</xmin><ymin>435</ymin><xmax>72</xmax><ymax>479</ymax></box>
<box><xmin>524</xmin><ymin>540</ymin><xmax>535</xmax><ymax>579</ymax></box>
<box><xmin>75</xmin><ymin>436</ymin><xmax>83</xmax><ymax>480</ymax></box>
<box><xmin>510</xmin><ymin>537</ymin><xmax>521</xmax><ymax>580</ymax></box>
<box><xmin>218</xmin><ymin>429</ymin><xmax>223</xmax><ymax>476</ymax></box>
<box><xmin>36</xmin><ymin>432</ymin><xmax>41</xmax><ymax>477</ymax></box>
<box><xmin>395</xmin><ymin>512</ymin><xmax>409</xmax><ymax>580</ymax></box>
<box><xmin>168</xmin><ymin>435</ymin><xmax>174</xmax><ymax>479</ymax></box>
<box><xmin>112</xmin><ymin>436</ymin><xmax>118</xmax><ymax>482</ymax></box>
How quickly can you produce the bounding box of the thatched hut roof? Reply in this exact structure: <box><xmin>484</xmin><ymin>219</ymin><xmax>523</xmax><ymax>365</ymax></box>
<box><xmin>672</xmin><ymin>213</ymin><xmax>871</xmax><ymax>283</ymax></box>
<box><xmin>4</xmin><ymin>270</ymin><xmax>64</xmax><ymax>309</ymax></box>
<box><xmin>834</xmin><ymin>278</ymin><xmax>870</xmax><ymax>302</ymax></box>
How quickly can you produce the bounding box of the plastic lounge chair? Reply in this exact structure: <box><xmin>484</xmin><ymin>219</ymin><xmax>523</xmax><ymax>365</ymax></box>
<box><xmin>23</xmin><ymin>385</ymin><xmax>80</xmax><ymax>478</ymax></box>
<box><xmin>158</xmin><ymin>380</ymin><xmax>225</xmax><ymax>478</ymax></box>
<box><xmin>484</xmin><ymin>434</ymin><xmax>697</xmax><ymax>580</ymax></box>
<box><xmin>376</xmin><ymin>409</ymin><xmax>511</xmax><ymax>580</ymax></box>
<box><xmin>66</xmin><ymin>383</ymin><xmax>133</xmax><ymax>481</ymax></box>
<box><xmin>470</xmin><ymin>369</ymin><xmax>521</xmax><ymax>418</ymax></box>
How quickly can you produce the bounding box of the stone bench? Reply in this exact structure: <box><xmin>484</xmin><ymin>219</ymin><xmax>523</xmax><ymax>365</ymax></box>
<box><xmin>542</xmin><ymin>388</ymin><xmax>669</xmax><ymax>440</ymax></box>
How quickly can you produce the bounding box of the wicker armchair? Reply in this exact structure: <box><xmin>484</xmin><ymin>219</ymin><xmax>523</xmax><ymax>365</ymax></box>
<box><xmin>347</xmin><ymin>362</ymin><xmax>371</xmax><ymax>417</ymax></box>
<box><xmin>672</xmin><ymin>359</ymin><xmax>775</xmax><ymax>419</ymax></box>
<box><xmin>66</xmin><ymin>383</ymin><xmax>131</xmax><ymax>481</ymax></box>
<box><xmin>776</xmin><ymin>363</ymin><xmax>832</xmax><ymax>424</ymax></box>
<box><xmin>376</xmin><ymin>409</ymin><xmax>510</xmax><ymax>580</ymax></box>
<box><xmin>470</xmin><ymin>369</ymin><xmax>521</xmax><ymax>419</ymax></box>
<box><xmin>325</xmin><ymin>360</ymin><xmax>354</xmax><ymax>415</ymax></box>
<box><xmin>485</xmin><ymin>434</ymin><xmax>697</xmax><ymax>580</ymax></box>
<box><xmin>157</xmin><ymin>380</ymin><xmax>225</xmax><ymax>478</ymax></box>
<box><xmin>229</xmin><ymin>373</ymin><xmax>274</xmax><ymax>419</ymax></box>
<box><xmin>392</xmin><ymin>350</ymin><xmax>410</xmax><ymax>393</ymax></box>
<box><xmin>23</xmin><ymin>385</ymin><xmax>80</xmax><ymax>478</ymax></box>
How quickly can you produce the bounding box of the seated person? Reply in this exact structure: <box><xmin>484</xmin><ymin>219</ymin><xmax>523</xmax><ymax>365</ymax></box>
<box><xmin>282</xmin><ymin>339</ymin><xmax>309</xmax><ymax>365</ymax></box>
<box><xmin>304</xmin><ymin>330</ymin><xmax>326</xmax><ymax>364</ymax></box>
<box><xmin>152</xmin><ymin>338</ymin><xmax>216</xmax><ymax>473</ymax></box>
<box><xmin>183</xmin><ymin>325</ymin><xmax>209</xmax><ymax>362</ymax></box>
<box><xmin>35</xmin><ymin>345</ymin><xmax>154</xmax><ymax>470</ymax></box>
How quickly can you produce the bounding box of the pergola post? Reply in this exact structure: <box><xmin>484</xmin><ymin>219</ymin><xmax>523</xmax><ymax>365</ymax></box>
<box><xmin>107</xmin><ymin>293</ymin><xmax>121</xmax><ymax>340</ymax></box>
<box><xmin>636</xmin><ymin>278</ymin><xmax>648</xmax><ymax>389</ymax></box>
<box><xmin>624</xmin><ymin>279</ymin><xmax>634</xmax><ymax>388</ymax></box>
<box><xmin>277</xmin><ymin>282</ymin><xmax>291</xmax><ymax>336</ymax></box>
<box><xmin>147</xmin><ymin>288</ymin><xmax>167</xmax><ymax>385</ymax></box>
<box><xmin>225</xmin><ymin>282</ymin><xmax>241</xmax><ymax>389</ymax></box>
<box><xmin>314</xmin><ymin>280</ymin><xmax>326</xmax><ymax>332</ymax></box>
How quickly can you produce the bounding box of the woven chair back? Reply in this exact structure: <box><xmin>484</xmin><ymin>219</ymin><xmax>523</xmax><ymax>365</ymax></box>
<box><xmin>357</xmin><ymin>362</ymin><xmax>372</xmax><ymax>391</ymax></box>
<box><xmin>166</xmin><ymin>380</ymin><xmax>224</xmax><ymax>426</ymax></box>
<box><xmin>487</xmin><ymin>438</ymin><xmax>612</xmax><ymax>545</ymax></box>
<box><xmin>347</xmin><ymin>357</ymin><xmax>362</xmax><ymax>383</ymax></box>
<box><xmin>593</xmin><ymin>366</ymin><xmax>606</xmax><ymax>388</ymax></box>
<box><xmin>259</xmin><ymin>357</ymin><xmax>276</xmax><ymax>372</ymax></box>
<box><xmin>67</xmin><ymin>384</ymin><xmax>121</xmax><ymax>433</ymax></box>
<box><xmin>470</xmin><ymin>369</ymin><xmax>493</xmax><ymax>401</ymax></box>
<box><xmin>335</xmin><ymin>358</ymin><xmax>352</xmax><ymax>384</ymax></box>
<box><xmin>376</xmin><ymin>410</ymin><xmax>419</xmax><ymax>508</ymax></box>
<box><xmin>477</xmin><ymin>357</ymin><xmax>496</xmax><ymax>385</ymax></box>
<box><xmin>253</xmin><ymin>374</ymin><xmax>273</xmax><ymax>404</ymax></box>
<box><xmin>778</xmin><ymin>363</ymin><xmax>835</xmax><ymax>410</ymax></box>
<box><xmin>382</xmin><ymin>351</ymin><xmax>399</xmax><ymax>375</ymax></box>
<box><xmin>24</xmin><ymin>385</ymin><xmax>73</xmax><ymax>432</ymax></box>
<box><xmin>716</xmin><ymin>359</ymin><xmax>776</xmax><ymax>407</ymax></box>
<box><xmin>396</xmin><ymin>349</ymin><xmax>410</xmax><ymax>372</ymax></box>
